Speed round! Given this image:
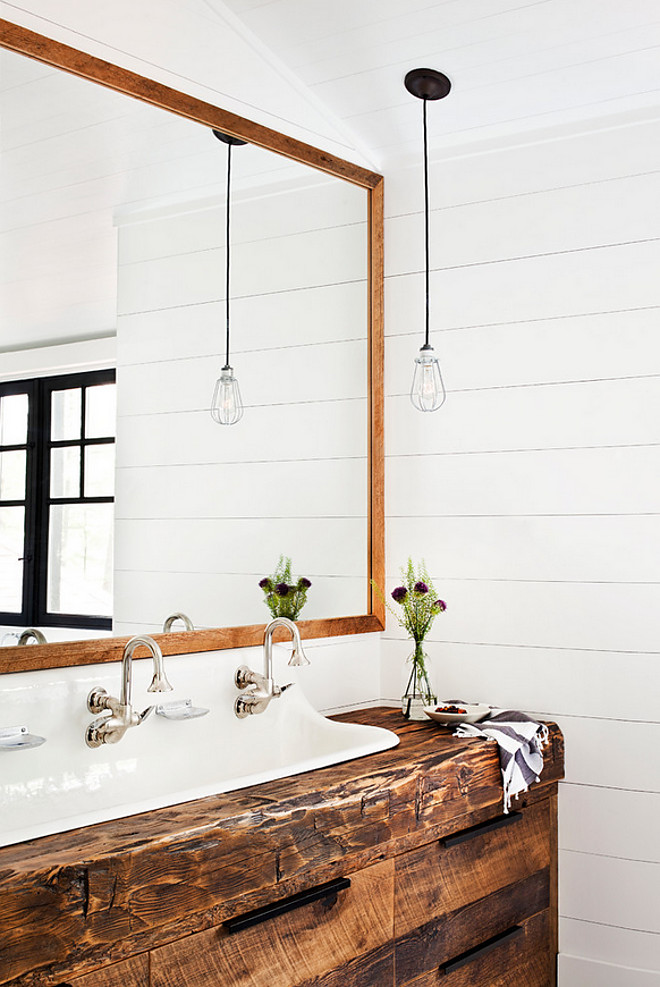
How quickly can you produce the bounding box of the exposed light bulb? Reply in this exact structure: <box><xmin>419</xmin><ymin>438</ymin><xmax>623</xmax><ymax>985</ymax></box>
<box><xmin>211</xmin><ymin>366</ymin><xmax>243</xmax><ymax>425</ymax></box>
<box><xmin>410</xmin><ymin>344</ymin><xmax>446</xmax><ymax>413</ymax></box>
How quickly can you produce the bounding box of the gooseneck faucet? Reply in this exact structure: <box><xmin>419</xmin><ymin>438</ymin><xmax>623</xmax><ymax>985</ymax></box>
<box><xmin>85</xmin><ymin>635</ymin><xmax>173</xmax><ymax>748</ymax></box>
<box><xmin>162</xmin><ymin>612</ymin><xmax>194</xmax><ymax>633</ymax></box>
<box><xmin>17</xmin><ymin>628</ymin><xmax>46</xmax><ymax>645</ymax></box>
<box><xmin>234</xmin><ymin>616</ymin><xmax>310</xmax><ymax>718</ymax></box>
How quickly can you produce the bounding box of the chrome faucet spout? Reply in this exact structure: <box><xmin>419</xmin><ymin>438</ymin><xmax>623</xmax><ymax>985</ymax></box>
<box><xmin>17</xmin><ymin>628</ymin><xmax>46</xmax><ymax>646</ymax></box>
<box><xmin>162</xmin><ymin>612</ymin><xmax>194</xmax><ymax>633</ymax></box>
<box><xmin>263</xmin><ymin>616</ymin><xmax>310</xmax><ymax>681</ymax></box>
<box><xmin>85</xmin><ymin>635</ymin><xmax>173</xmax><ymax>748</ymax></box>
<box><xmin>120</xmin><ymin>635</ymin><xmax>173</xmax><ymax>707</ymax></box>
<box><xmin>234</xmin><ymin>617</ymin><xmax>309</xmax><ymax>718</ymax></box>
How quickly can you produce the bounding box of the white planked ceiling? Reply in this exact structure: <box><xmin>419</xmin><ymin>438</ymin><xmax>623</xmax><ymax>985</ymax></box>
<box><xmin>220</xmin><ymin>0</ymin><xmax>660</xmax><ymax>163</ymax></box>
<box><xmin>2</xmin><ymin>0</ymin><xmax>660</xmax><ymax>351</ymax></box>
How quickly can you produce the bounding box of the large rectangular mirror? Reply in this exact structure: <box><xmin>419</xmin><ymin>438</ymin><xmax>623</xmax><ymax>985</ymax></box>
<box><xmin>0</xmin><ymin>19</ymin><xmax>384</xmax><ymax>672</ymax></box>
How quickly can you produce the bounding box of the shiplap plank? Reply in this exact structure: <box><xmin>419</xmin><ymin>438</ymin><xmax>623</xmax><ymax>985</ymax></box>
<box><xmin>380</xmin><ymin>579</ymin><xmax>660</xmax><ymax>656</ymax></box>
<box><xmin>311</xmin><ymin>21</ymin><xmax>660</xmax><ymax>99</ymax></box>
<box><xmin>118</xmin><ymin>338</ymin><xmax>367</xmax><ymax>416</ymax></box>
<box><xmin>386</xmin><ymin>378</ymin><xmax>660</xmax><ymax>457</ymax></box>
<box><xmin>560</xmin><ymin>850</ymin><xmax>660</xmax><ymax>934</ymax></box>
<box><xmin>117</xmin><ymin>180</ymin><xmax>366</xmax><ymax>264</ymax></box>
<box><xmin>385</xmin><ymin>170</ymin><xmax>660</xmax><ymax>278</ymax></box>
<box><xmin>383</xmin><ymin>118</ymin><xmax>660</xmax><ymax>219</ymax></box>
<box><xmin>115</xmin><ymin>399</ymin><xmax>368</xmax><ymax>467</ymax></box>
<box><xmin>114</xmin><ymin>516</ymin><xmax>367</xmax><ymax>576</ymax></box>
<box><xmin>559</xmin><ymin>787</ymin><xmax>660</xmax><ymax>863</ymax></box>
<box><xmin>560</xmin><ymin>918</ymin><xmax>660</xmax><ymax>972</ymax></box>
<box><xmin>386</xmin><ymin>446</ymin><xmax>660</xmax><ymax>516</ymax></box>
<box><xmin>379</xmin><ymin>639</ymin><xmax>659</xmax><ymax>723</ymax></box>
<box><xmin>387</xmin><ymin>514</ymin><xmax>660</xmax><ymax>583</ymax></box>
<box><xmin>385</xmin><ymin>308</ymin><xmax>660</xmax><ymax>395</ymax></box>
<box><xmin>283</xmin><ymin>0</ymin><xmax>660</xmax><ymax>82</ymax></box>
<box><xmin>558</xmin><ymin>956</ymin><xmax>660</xmax><ymax>986</ymax></box>
<box><xmin>551</xmin><ymin>716</ymin><xmax>660</xmax><ymax>791</ymax></box>
<box><xmin>385</xmin><ymin>239</ymin><xmax>660</xmax><ymax>336</ymax></box>
<box><xmin>116</xmin><ymin>280</ymin><xmax>367</xmax><ymax>365</ymax></box>
<box><xmin>115</xmin><ymin>459</ymin><xmax>367</xmax><ymax>520</ymax></box>
<box><xmin>117</xmin><ymin>222</ymin><xmax>367</xmax><ymax>314</ymax></box>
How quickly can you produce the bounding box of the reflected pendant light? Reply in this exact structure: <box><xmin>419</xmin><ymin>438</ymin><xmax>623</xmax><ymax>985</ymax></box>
<box><xmin>405</xmin><ymin>68</ymin><xmax>451</xmax><ymax>413</ymax></box>
<box><xmin>210</xmin><ymin>130</ymin><xmax>247</xmax><ymax>425</ymax></box>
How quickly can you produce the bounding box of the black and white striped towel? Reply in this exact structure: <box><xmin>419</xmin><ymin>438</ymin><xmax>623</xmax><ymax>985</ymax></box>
<box><xmin>454</xmin><ymin>709</ymin><xmax>549</xmax><ymax>813</ymax></box>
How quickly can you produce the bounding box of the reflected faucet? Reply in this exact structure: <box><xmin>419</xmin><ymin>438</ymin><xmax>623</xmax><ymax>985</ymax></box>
<box><xmin>17</xmin><ymin>628</ymin><xmax>46</xmax><ymax>645</ymax></box>
<box><xmin>85</xmin><ymin>635</ymin><xmax>173</xmax><ymax>748</ymax></box>
<box><xmin>162</xmin><ymin>612</ymin><xmax>194</xmax><ymax>633</ymax></box>
<box><xmin>234</xmin><ymin>616</ymin><xmax>310</xmax><ymax>718</ymax></box>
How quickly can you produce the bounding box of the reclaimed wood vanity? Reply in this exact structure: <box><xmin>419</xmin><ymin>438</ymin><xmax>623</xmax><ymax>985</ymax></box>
<box><xmin>1</xmin><ymin>707</ymin><xmax>564</xmax><ymax>987</ymax></box>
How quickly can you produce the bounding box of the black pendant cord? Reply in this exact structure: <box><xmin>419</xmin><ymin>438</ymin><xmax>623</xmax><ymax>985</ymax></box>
<box><xmin>423</xmin><ymin>96</ymin><xmax>430</xmax><ymax>349</ymax></box>
<box><xmin>224</xmin><ymin>142</ymin><xmax>232</xmax><ymax>370</ymax></box>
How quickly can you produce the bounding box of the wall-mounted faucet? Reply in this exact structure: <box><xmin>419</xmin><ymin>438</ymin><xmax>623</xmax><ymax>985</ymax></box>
<box><xmin>234</xmin><ymin>616</ymin><xmax>310</xmax><ymax>718</ymax></box>
<box><xmin>17</xmin><ymin>628</ymin><xmax>47</xmax><ymax>645</ymax></box>
<box><xmin>85</xmin><ymin>635</ymin><xmax>173</xmax><ymax>748</ymax></box>
<box><xmin>162</xmin><ymin>612</ymin><xmax>194</xmax><ymax>632</ymax></box>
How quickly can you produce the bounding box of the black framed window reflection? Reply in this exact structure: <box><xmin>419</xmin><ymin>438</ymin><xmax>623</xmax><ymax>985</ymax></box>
<box><xmin>0</xmin><ymin>369</ymin><xmax>116</xmax><ymax>630</ymax></box>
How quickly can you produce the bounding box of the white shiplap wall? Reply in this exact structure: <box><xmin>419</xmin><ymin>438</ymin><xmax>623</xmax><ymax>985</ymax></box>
<box><xmin>380</xmin><ymin>117</ymin><xmax>660</xmax><ymax>984</ymax></box>
<box><xmin>114</xmin><ymin>177</ymin><xmax>370</xmax><ymax>634</ymax></box>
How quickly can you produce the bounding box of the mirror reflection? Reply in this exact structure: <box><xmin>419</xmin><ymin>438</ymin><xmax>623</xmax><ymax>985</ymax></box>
<box><xmin>0</xmin><ymin>47</ymin><xmax>369</xmax><ymax>645</ymax></box>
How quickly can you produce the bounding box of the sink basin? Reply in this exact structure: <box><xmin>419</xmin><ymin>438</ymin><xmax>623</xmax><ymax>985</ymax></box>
<box><xmin>0</xmin><ymin>647</ymin><xmax>398</xmax><ymax>847</ymax></box>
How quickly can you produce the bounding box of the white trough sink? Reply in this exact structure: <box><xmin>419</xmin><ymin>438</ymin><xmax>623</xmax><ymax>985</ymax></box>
<box><xmin>0</xmin><ymin>646</ymin><xmax>399</xmax><ymax>848</ymax></box>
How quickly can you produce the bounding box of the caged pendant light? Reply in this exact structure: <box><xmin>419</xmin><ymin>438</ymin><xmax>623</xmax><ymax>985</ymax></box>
<box><xmin>404</xmin><ymin>68</ymin><xmax>451</xmax><ymax>413</ymax></box>
<box><xmin>210</xmin><ymin>130</ymin><xmax>247</xmax><ymax>426</ymax></box>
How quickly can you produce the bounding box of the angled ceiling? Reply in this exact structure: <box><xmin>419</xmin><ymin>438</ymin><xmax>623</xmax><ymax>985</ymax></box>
<box><xmin>2</xmin><ymin>0</ymin><xmax>660</xmax><ymax>352</ymax></box>
<box><xmin>222</xmin><ymin>0</ymin><xmax>660</xmax><ymax>162</ymax></box>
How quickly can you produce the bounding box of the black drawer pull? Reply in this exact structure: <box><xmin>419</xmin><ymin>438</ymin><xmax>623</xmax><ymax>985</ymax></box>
<box><xmin>441</xmin><ymin>811</ymin><xmax>522</xmax><ymax>848</ymax></box>
<box><xmin>439</xmin><ymin>924</ymin><xmax>523</xmax><ymax>975</ymax></box>
<box><xmin>223</xmin><ymin>877</ymin><xmax>351</xmax><ymax>934</ymax></box>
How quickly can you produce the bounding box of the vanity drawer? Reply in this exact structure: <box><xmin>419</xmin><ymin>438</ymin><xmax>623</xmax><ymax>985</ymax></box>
<box><xmin>397</xmin><ymin>909</ymin><xmax>551</xmax><ymax>987</ymax></box>
<box><xmin>150</xmin><ymin>859</ymin><xmax>394</xmax><ymax>987</ymax></box>
<box><xmin>394</xmin><ymin>800</ymin><xmax>551</xmax><ymax>984</ymax></box>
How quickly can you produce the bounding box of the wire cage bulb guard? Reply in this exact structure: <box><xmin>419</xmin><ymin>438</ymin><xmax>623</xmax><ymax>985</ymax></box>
<box><xmin>210</xmin><ymin>130</ymin><xmax>247</xmax><ymax>426</ymax></box>
<box><xmin>404</xmin><ymin>69</ymin><xmax>451</xmax><ymax>414</ymax></box>
<box><xmin>411</xmin><ymin>343</ymin><xmax>446</xmax><ymax>412</ymax></box>
<box><xmin>211</xmin><ymin>366</ymin><xmax>244</xmax><ymax>425</ymax></box>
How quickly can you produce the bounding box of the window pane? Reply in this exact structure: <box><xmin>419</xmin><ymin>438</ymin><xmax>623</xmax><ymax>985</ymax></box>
<box><xmin>0</xmin><ymin>450</ymin><xmax>26</xmax><ymax>501</ymax></box>
<box><xmin>51</xmin><ymin>388</ymin><xmax>81</xmax><ymax>441</ymax></box>
<box><xmin>50</xmin><ymin>447</ymin><xmax>80</xmax><ymax>498</ymax></box>
<box><xmin>0</xmin><ymin>506</ymin><xmax>25</xmax><ymax>613</ymax></box>
<box><xmin>84</xmin><ymin>444</ymin><xmax>115</xmax><ymax>498</ymax></box>
<box><xmin>47</xmin><ymin>503</ymin><xmax>113</xmax><ymax>617</ymax></box>
<box><xmin>0</xmin><ymin>393</ymin><xmax>28</xmax><ymax>446</ymax></box>
<box><xmin>85</xmin><ymin>383</ymin><xmax>116</xmax><ymax>439</ymax></box>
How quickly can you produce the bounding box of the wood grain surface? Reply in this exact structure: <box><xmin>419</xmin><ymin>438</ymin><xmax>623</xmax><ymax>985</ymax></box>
<box><xmin>0</xmin><ymin>708</ymin><xmax>563</xmax><ymax>986</ymax></box>
<box><xmin>150</xmin><ymin>860</ymin><xmax>393</xmax><ymax>987</ymax></box>
<box><xmin>397</xmin><ymin>910</ymin><xmax>550</xmax><ymax>987</ymax></box>
<box><xmin>67</xmin><ymin>954</ymin><xmax>149</xmax><ymax>987</ymax></box>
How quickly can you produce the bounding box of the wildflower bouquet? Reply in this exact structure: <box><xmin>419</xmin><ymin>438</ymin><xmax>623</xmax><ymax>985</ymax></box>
<box><xmin>259</xmin><ymin>556</ymin><xmax>312</xmax><ymax>621</ymax></box>
<box><xmin>372</xmin><ymin>559</ymin><xmax>446</xmax><ymax>718</ymax></box>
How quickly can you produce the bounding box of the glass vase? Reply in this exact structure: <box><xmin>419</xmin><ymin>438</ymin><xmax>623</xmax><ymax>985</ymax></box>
<box><xmin>401</xmin><ymin>642</ymin><xmax>436</xmax><ymax>720</ymax></box>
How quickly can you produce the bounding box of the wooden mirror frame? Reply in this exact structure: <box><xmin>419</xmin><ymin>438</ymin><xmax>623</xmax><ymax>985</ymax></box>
<box><xmin>0</xmin><ymin>18</ymin><xmax>385</xmax><ymax>674</ymax></box>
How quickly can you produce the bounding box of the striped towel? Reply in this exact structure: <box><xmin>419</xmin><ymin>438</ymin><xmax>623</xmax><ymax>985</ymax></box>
<box><xmin>454</xmin><ymin>709</ymin><xmax>550</xmax><ymax>813</ymax></box>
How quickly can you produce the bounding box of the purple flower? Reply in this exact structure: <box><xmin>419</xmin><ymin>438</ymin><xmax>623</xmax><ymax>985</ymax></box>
<box><xmin>298</xmin><ymin>577</ymin><xmax>312</xmax><ymax>589</ymax></box>
<box><xmin>413</xmin><ymin>581</ymin><xmax>429</xmax><ymax>594</ymax></box>
<box><xmin>275</xmin><ymin>582</ymin><xmax>289</xmax><ymax>597</ymax></box>
<box><xmin>259</xmin><ymin>577</ymin><xmax>272</xmax><ymax>590</ymax></box>
<box><xmin>434</xmin><ymin>599</ymin><xmax>447</xmax><ymax>612</ymax></box>
<box><xmin>391</xmin><ymin>586</ymin><xmax>407</xmax><ymax>602</ymax></box>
